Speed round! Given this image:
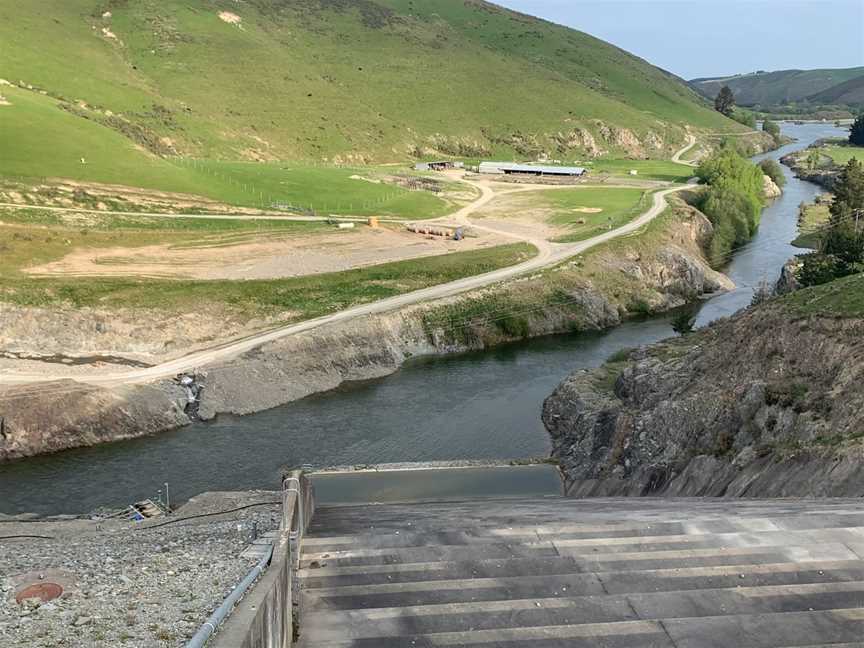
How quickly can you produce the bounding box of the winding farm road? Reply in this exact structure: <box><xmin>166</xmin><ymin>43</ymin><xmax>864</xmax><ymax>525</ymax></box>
<box><xmin>671</xmin><ymin>134</ymin><xmax>698</xmax><ymax>166</ymax></box>
<box><xmin>0</xmin><ymin>144</ymin><xmax>697</xmax><ymax>387</ymax></box>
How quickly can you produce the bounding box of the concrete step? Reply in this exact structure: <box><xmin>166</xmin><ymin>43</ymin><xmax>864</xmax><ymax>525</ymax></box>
<box><xmin>303</xmin><ymin>514</ymin><xmax>864</xmax><ymax>552</ymax></box>
<box><xmin>298</xmin><ymin>497</ymin><xmax>864</xmax><ymax>647</ymax></box>
<box><xmin>297</xmin><ymin>609</ymin><xmax>864</xmax><ymax>647</ymax></box>
<box><xmin>303</xmin><ymin>560</ymin><xmax>864</xmax><ymax>611</ymax></box>
<box><xmin>301</xmin><ymin>532</ymin><xmax>862</xmax><ymax>570</ymax></box>
<box><xmin>301</xmin><ymin>527</ymin><xmax>864</xmax><ymax>565</ymax></box>
<box><xmin>301</xmin><ymin>581</ymin><xmax>864</xmax><ymax>641</ymax></box>
<box><xmin>299</xmin><ymin>544</ymin><xmax>858</xmax><ymax>589</ymax></box>
<box><xmin>309</xmin><ymin>499</ymin><xmax>864</xmax><ymax>535</ymax></box>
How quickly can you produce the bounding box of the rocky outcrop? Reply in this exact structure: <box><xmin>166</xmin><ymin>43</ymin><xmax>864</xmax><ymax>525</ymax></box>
<box><xmin>0</xmin><ymin>381</ymin><xmax>188</xmax><ymax>461</ymax></box>
<box><xmin>543</xmin><ymin>303</ymin><xmax>864</xmax><ymax>497</ymax></box>
<box><xmin>775</xmin><ymin>258</ymin><xmax>803</xmax><ymax>294</ymax></box>
<box><xmin>762</xmin><ymin>174</ymin><xmax>782</xmax><ymax>198</ymax></box>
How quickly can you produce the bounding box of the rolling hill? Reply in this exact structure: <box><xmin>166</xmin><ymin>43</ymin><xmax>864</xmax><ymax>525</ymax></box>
<box><xmin>808</xmin><ymin>75</ymin><xmax>864</xmax><ymax>106</ymax></box>
<box><xmin>690</xmin><ymin>67</ymin><xmax>864</xmax><ymax>108</ymax></box>
<box><xmin>0</xmin><ymin>0</ymin><xmax>739</xmax><ymax>172</ymax></box>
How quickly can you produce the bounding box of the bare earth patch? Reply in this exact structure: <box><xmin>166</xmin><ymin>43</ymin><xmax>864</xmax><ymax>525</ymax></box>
<box><xmin>218</xmin><ymin>11</ymin><xmax>242</xmax><ymax>25</ymax></box>
<box><xmin>472</xmin><ymin>192</ymin><xmax>569</xmax><ymax>241</ymax></box>
<box><xmin>572</xmin><ymin>207</ymin><xmax>603</xmax><ymax>213</ymax></box>
<box><xmin>24</xmin><ymin>227</ymin><xmax>509</xmax><ymax>281</ymax></box>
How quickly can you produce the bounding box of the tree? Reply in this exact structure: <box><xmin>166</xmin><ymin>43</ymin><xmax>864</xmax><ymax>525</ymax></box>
<box><xmin>759</xmin><ymin>159</ymin><xmax>786</xmax><ymax>188</ymax></box>
<box><xmin>830</xmin><ymin>158</ymin><xmax>864</xmax><ymax>227</ymax></box>
<box><xmin>797</xmin><ymin>252</ymin><xmax>842</xmax><ymax>287</ymax></box>
<box><xmin>850</xmin><ymin>114</ymin><xmax>864</xmax><ymax>147</ymax></box>
<box><xmin>762</xmin><ymin>119</ymin><xmax>781</xmax><ymax>142</ymax></box>
<box><xmin>671</xmin><ymin>309</ymin><xmax>696</xmax><ymax>335</ymax></box>
<box><xmin>805</xmin><ymin>150</ymin><xmax>822</xmax><ymax>171</ymax></box>
<box><xmin>714</xmin><ymin>86</ymin><xmax>735</xmax><ymax>117</ymax></box>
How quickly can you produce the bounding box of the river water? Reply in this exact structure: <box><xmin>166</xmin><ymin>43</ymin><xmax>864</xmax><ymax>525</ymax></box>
<box><xmin>0</xmin><ymin>123</ymin><xmax>844</xmax><ymax>516</ymax></box>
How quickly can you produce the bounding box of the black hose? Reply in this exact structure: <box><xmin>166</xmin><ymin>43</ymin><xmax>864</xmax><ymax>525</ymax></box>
<box><xmin>0</xmin><ymin>535</ymin><xmax>55</xmax><ymax>541</ymax></box>
<box><xmin>135</xmin><ymin>501</ymin><xmax>281</xmax><ymax>531</ymax></box>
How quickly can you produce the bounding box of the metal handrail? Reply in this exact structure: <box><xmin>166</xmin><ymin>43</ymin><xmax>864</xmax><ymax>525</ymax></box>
<box><xmin>185</xmin><ymin>545</ymin><xmax>275</xmax><ymax>648</ymax></box>
<box><xmin>189</xmin><ymin>469</ymin><xmax>314</xmax><ymax>648</ymax></box>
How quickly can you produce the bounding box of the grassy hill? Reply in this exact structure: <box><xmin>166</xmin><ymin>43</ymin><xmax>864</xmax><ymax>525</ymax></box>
<box><xmin>0</xmin><ymin>0</ymin><xmax>738</xmax><ymax>173</ymax></box>
<box><xmin>690</xmin><ymin>67</ymin><xmax>864</xmax><ymax>108</ymax></box>
<box><xmin>808</xmin><ymin>75</ymin><xmax>864</xmax><ymax>106</ymax></box>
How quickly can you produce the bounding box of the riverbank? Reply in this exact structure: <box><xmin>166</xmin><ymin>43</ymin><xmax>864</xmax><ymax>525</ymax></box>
<box><xmin>0</xmin><ymin>195</ymin><xmax>732</xmax><ymax>462</ymax></box>
<box><xmin>544</xmin><ymin>275</ymin><xmax>864</xmax><ymax>497</ymax></box>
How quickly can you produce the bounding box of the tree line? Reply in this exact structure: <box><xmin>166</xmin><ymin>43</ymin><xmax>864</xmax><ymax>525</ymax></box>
<box><xmin>797</xmin><ymin>157</ymin><xmax>864</xmax><ymax>286</ymax></box>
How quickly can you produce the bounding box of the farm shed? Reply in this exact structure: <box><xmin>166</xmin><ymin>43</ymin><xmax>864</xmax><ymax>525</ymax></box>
<box><xmin>414</xmin><ymin>161</ymin><xmax>462</xmax><ymax>171</ymax></box>
<box><xmin>478</xmin><ymin>162</ymin><xmax>587</xmax><ymax>177</ymax></box>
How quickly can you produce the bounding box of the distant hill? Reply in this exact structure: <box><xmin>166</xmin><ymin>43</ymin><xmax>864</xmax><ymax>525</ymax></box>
<box><xmin>0</xmin><ymin>0</ymin><xmax>739</xmax><ymax>165</ymax></box>
<box><xmin>808</xmin><ymin>75</ymin><xmax>864</xmax><ymax>106</ymax></box>
<box><xmin>690</xmin><ymin>67</ymin><xmax>864</xmax><ymax>108</ymax></box>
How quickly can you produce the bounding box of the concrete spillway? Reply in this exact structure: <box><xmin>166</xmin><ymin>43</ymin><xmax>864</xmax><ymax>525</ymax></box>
<box><xmin>295</xmin><ymin>496</ymin><xmax>864</xmax><ymax>647</ymax></box>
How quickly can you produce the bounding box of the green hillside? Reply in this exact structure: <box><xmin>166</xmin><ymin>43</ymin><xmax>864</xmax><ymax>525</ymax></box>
<box><xmin>0</xmin><ymin>0</ymin><xmax>738</xmax><ymax>171</ymax></box>
<box><xmin>808</xmin><ymin>75</ymin><xmax>864</xmax><ymax>106</ymax></box>
<box><xmin>690</xmin><ymin>67</ymin><xmax>864</xmax><ymax>108</ymax></box>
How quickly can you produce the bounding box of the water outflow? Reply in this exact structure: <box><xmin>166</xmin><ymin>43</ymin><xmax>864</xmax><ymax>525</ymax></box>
<box><xmin>0</xmin><ymin>123</ymin><xmax>846</xmax><ymax>516</ymax></box>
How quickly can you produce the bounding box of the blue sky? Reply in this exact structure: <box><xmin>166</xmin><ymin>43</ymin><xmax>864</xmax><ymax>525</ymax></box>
<box><xmin>495</xmin><ymin>0</ymin><xmax>864</xmax><ymax>79</ymax></box>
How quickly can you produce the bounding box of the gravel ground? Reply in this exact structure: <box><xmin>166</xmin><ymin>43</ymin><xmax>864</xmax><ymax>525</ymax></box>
<box><xmin>0</xmin><ymin>491</ymin><xmax>281</xmax><ymax>648</ymax></box>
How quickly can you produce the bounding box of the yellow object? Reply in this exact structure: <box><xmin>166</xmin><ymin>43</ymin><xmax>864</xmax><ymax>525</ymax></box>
<box><xmin>368</xmin><ymin>216</ymin><xmax>380</xmax><ymax>228</ymax></box>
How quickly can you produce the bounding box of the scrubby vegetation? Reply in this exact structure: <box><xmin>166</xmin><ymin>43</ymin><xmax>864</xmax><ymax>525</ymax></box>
<box><xmin>730</xmin><ymin>109</ymin><xmax>757</xmax><ymax>129</ymax></box>
<box><xmin>850</xmin><ymin>114</ymin><xmax>864</xmax><ymax>146</ymax></box>
<box><xmin>796</xmin><ymin>158</ymin><xmax>864</xmax><ymax>287</ymax></box>
<box><xmin>762</xmin><ymin>118</ymin><xmax>782</xmax><ymax>145</ymax></box>
<box><xmin>696</xmin><ymin>145</ymin><xmax>768</xmax><ymax>265</ymax></box>
<box><xmin>759</xmin><ymin>159</ymin><xmax>786</xmax><ymax>187</ymax></box>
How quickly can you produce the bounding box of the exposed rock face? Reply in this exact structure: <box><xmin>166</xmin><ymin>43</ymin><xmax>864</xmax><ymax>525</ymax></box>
<box><xmin>0</xmin><ymin>304</ymin><xmax>283</xmax><ymax>360</ymax></box>
<box><xmin>552</xmin><ymin>128</ymin><xmax>603</xmax><ymax>158</ymax></box>
<box><xmin>543</xmin><ymin>304</ymin><xmax>864</xmax><ymax>497</ymax></box>
<box><xmin>762</xmin><ymin>174</ymin><xmax>782</xmax><ymax>198</ymax></box>
<box><xmin>0</xmin><ymin>381</ymin><xmax>188</xmax><ymax>461</ymax></box>
<box><xmin>596</xmin><ymin>121</ymin><xmax>644</xmax><ymax>157</ymax></box>
<box><xmin>776</xmin><ymin>258</ymin><xmax>803</xmax><ymax>295</ymax></box>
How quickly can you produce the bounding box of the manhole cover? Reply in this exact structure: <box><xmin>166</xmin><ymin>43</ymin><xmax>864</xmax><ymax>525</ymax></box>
<box><xmin>15</xmin><ymin>582</ymin><xmax>64</xmax><ymax>604</ymax></box>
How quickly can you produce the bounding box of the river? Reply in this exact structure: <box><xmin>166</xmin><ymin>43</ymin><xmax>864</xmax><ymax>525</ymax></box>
<box><xmin>0</xmin><ymin>123</ymin><xmax>845</xmax><ymax>516</ymax></box>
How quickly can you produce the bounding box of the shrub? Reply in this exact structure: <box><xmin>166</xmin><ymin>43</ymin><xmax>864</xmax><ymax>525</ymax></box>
<box><xmin>850</xmin><ymin>114</ymin><xmax>864</xmax><ymax>147</ymax></box>
<box><xmin>797</xmin><ymin>252</ymin><xmax>843</xmax><ymax>287</ymax></box>
<box><xmin>696</xmin><ymin>145</ymin><xmax>767</xmax><ymax>266</ymax></box>
<box><xmin>730</xmin><ymin>110</ymin><xmax>756</xmax><ymax>129</ymax></box>
<box><xmin>759</xmin><ymin>159</ymin><xmax>786</xmax><ymax>187</ymax></box>
<box><xmin>762</xmin><ymin>119</ymin><xmax>781</xmax><ymax>142</ymax></box>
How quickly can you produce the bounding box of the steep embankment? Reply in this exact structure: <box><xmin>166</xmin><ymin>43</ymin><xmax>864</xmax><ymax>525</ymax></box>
<box><xmin>0</xmin><ymin>0</ymin><xmax>739</xmax><ymax>168</ymax></box>
<box><xmin>0</xmin><ymin>198</ymin><xmax>732</xmax><ymax>460</ymax></box>
<box><xmin>543</xmin><ymin>274</ymin><xmax>864</xmax><ymax>497</ymax></box>
<box><xmin>0</xmin><ymin>381</ymin><xmax>186</xmax><ymax>461</ymax></box>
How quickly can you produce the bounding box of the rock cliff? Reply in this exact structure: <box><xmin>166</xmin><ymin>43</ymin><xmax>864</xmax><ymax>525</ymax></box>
<box><xmin>543</xmin><ymin>291</ymin><xmax>864</xmax><ymax>497</ymax></box>
<box><xmin>0</xmin><ymin>381</ymin><xmax>188</xmax><ymax>462</ymax></box>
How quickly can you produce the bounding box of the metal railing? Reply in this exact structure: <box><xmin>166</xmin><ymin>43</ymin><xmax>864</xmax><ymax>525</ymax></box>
<box><xmin>206</xmin><ymin>469</ymin><xmax>314</xmax><ymax>648</ymax></box>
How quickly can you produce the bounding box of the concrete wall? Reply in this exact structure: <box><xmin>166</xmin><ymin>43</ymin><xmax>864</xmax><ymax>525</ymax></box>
<box><xmin>211</xmin><ymin>472</ymin><xmax>313</xmax><ymax>648</ymax></box>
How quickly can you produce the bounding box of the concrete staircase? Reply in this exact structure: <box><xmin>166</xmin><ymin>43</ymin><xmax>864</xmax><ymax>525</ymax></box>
<box><xmin>296</xmin><ymin>497</ymin><xmax>864</xmax><ymax>647</ymax></box>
